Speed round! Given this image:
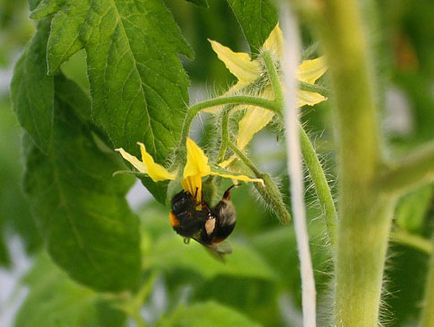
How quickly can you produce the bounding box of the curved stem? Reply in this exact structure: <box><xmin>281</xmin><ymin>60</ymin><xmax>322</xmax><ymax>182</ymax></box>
<box><xmin>300</xmin><ymin>127</ymin><xmax>337</xmax><ymax>246</ymax></box>
<box><xmin>299</xmin><ymin>81</ymin><xmax>329</xmax><ymax>98</ymax></box>
<box><xmin>228</xmin><ymin>140</ymin><xmax>292</xmax><ymax>224</ymax></box>
<box><xmin>180</xmin><ymin>95</ymin><xmax>279</xmax><ymax>146</ymax></box>
<box><xmin>262</xmin><ymin>51</ymin><xmax>284</xmax><ymax>107</ymax></box>
<box><xmin>227</xmin><ymin>140</ymin><xmax>263</xmax><ymax>176</ymax></box>
<box><xmin>217</xmin><ymin>109</ymin><xmax>230</xmax><ymax>163</ymax></box>
<box><xmin>263</xmin><ymin>37</ymin><xmax>337</xmax><ymax>247</ymax></box>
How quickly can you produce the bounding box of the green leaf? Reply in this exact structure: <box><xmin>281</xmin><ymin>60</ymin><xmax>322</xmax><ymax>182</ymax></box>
<box><xmin>186</xmin><ymin>0</ymin><xmax>209</xmax><ymax>8</ymax></box>
<box><xmin>23</xmin><ymin>78</ymin><xmax>141</xmax><ymax>292</ymax></box>
<box><xmin>158</xmin><ymin>301</ymin><xmax>261</xmax><ymax>327</ymax></box>
<box><xmin>10</xmin><ymin>19</ymin><xmax>54</xmax><ymax>153</ymax></box>
<box><xmin>15</xmin><ymin>254</ymin><xmax>126</xmax><ymax>327</ymax></box>
<box><xmin>0</xmin><ymin>99</ymin><xmax>42</xmax><ymax>262</ymax></box>
<box><xmin>54</xmin><ymin>73</ymin><xmax>92</xmax><ymax>125</ymax></box>
<box><xmin>226</xmin><ymin>0</ymin><xmax>277</xmax><ymax>51</ymax></box>
<box><xmin>32</xmin><ymin>0</ymin><xmax>193</xmax><ymax>164</ymax></box>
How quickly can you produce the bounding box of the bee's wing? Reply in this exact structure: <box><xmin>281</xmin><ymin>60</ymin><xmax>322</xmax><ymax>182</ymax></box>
<box><xmin>205</xmin><ymin>241</ymin><xmax>233</xmax><ymax>262</ymax></box>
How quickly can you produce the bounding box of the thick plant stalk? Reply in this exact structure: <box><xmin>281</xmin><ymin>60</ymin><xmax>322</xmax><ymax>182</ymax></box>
<box><xmin>280</xmin><ymin>6</ymin><xmax>316</xmax><ymax>327</ymax></box>
<box><xmin>307</xmin><ymin>0</ymin><xmax>394</xmax><ymax>325</ymax></box>
<box><xmin>421</xmin><ymin>236</ymin><xmax>434</xmax><ymax>327</ymax></box>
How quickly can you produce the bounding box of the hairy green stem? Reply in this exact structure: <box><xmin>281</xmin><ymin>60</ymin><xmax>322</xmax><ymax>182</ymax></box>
<box><xmin>311</xmin><ymin>0</ymin><xmax>389</xmax><ymax>325</ymax></box>
<box><xmin>262</xmin><ymin>51</ymin><xmax>284</xmax><ymax>106</ymax></box>
<box><xmin>228</xmin><ymin>140</ymin><xmax>291</xmax><ymax>224</ymax></box>
<box><xmin>390</xmin><ymin>229</ymin><xmax>432</xmax><ymax>255</ymax></box>
<box><xmin>180</xmin><ymin>95</ymin><xmax>279</xmax><ymax>146</ymax></box>
<box><xmin>263</xmin><ymin>47</ymin><xmax>337</xmax><ymax>245</ymax></box>
<box><xmin>217</xmin><ymin>109</ymin><xmax>230</xmax><ymax>163</ymax></box>
<box><xmin>379</xmin><ymin>141</ymin><xmax>434</xmax><ymax>196</ymax></box>
<box><xmin>227</xmin><ymin>140</ymin><xmax>263</xmax><ymax>177</ymax></box>
<box><xmin>421</xmin><ymin>236</ymin><xmax>434</xmax><ymax>326</ymax></box>
<box><xmin>299</xmin><ymin>81</ymin><xmax>329</xmax><ymax>98</ymax></box>
<box><xmin>300</xmin><ymin>127</ymin><xmax>337</xmax><ymax>246</ymax></box>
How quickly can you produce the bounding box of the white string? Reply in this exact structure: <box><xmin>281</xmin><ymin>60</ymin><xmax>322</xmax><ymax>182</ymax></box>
<box><xmin>280</xmin><ymin>4</ymin><xmax>317</xmax><ymax>327</ymax></box>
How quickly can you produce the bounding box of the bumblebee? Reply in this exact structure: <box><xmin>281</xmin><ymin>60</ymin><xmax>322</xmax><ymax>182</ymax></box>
<box><xmin>169</xmin><ymin>186</ymin><xmax>236</xmax><ymax>257</ymax></box>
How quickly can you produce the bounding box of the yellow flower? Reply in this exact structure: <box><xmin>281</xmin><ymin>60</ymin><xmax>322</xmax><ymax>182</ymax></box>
<box><xmin>209</xmin><ymin>24</ymin><xmax>327</xmax><ymax>168</ymax></box>
<box><xmin>115</xmin><ymin>138</ymin><xmax>263</xmax><ymax>203</ymax></box>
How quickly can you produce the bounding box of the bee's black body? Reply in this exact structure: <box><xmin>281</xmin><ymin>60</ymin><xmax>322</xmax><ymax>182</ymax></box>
<box><xmin>169</xmin><ymin>187</ymin><xmax>237</xmax><ymax>256</ymax></box>
<box><xmin>170</xmin><ymin>191</ymin><xmax>207</xmax><ymax>239</ymax></box>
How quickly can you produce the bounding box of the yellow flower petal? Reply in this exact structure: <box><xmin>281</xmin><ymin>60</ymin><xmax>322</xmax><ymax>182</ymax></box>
<box><xmin>184</xmin><ymin>138</ymin><xmax>212</xmax><ymax>178</ymax></box>
<box><xmin>237</xmin><ymin>107</ymin><xmax>275</xmax><ymax>150</ymax></box>
<box><xmin>297</xmin><ymin>57</ymin><xmax>327</xmax><ymax>84</ymax></box>
<box><xmin>209</xmin><ymin>171</ymin><xmax>264</xmax><ymax>186</ymax></box>
<box><xmin>297</xmin><ymin>90</ymin><xmax>327</xmax><ymax>107</ymax></box>
<box><xmin>236</xmin><ymin>87</ymin><xmax>275</xmax><ymax>149</ymax></box>
<box><xmin>181</xmin><ymin>175</ymin><xmax>203</xmax><ymax>203</ymax></box>
<box><xmin>219</xmin><ymin>107</ymin><xmax>274</xmax><ymax>168</ymax></box>
<box><xmin>262</xmin><ymin>24</ymin><xmax>283</xmax><ymax>57</ymax></box>
<box><xmin>219</xmin><ymin>157</ymin><xmax>235</xmax><ymax>169</ymax></box>
<box><xmin>115</xmin><ymin>148</ymin><xmax>147</xmax><ymax>173</ymax></box>
<box><xmin>137</xmin><ymin>143</ymin><xmax>175</xmax><ymax>182</ymax></box>
<box><xmin>182</xmin><ymin>138</ymin><xmax>212</xmax><ymax>202</ymax></box>
<box><xmin>219</xmin><ymin>87</ymin><xmax>276</xmax><ymax>168</ymax></box>
<box><xmin>209</xmin><ymin>39</ymin><xmax>261</xmax><ymax>84</ymax></box>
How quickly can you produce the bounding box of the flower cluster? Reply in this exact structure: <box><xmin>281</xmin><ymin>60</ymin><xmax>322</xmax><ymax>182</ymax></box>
<box><xmin>116</xmin><ymin>24</ymin><xmax>327</xmax><ymax>205</ymax></box>
<box><xmin>116</xmin><ymin>138</ymin><xmax>263</xmax><ymax>203</ymax></box>
<box><xmin>208</xmin><ymin>25</ymin><xmax>327</xmax><ymax>167</ymax></box>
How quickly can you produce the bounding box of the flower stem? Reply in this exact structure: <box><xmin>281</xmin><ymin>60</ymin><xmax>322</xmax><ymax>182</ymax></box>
<box><xmin>299</xmin><ymin>127</ymin><xmax>337</xmax><ymax>246</ymax></box>
<box><xmin>227</xmin><ymin>140</ymin><xmax>263</xmax><ymax>177</ymax></box>
<box><xmin>299</xmin><ymin>81</ymin><xmax>329</xmax><ymax>98</ymax></box>
<box><xmin>421</xmin><ymin>236</ymin><xmax>434</xmax><ymax>327</ymax></box>
<box><xmin>263</xmin><ymin>39</ymin><xmax>337</xmax><ymax>246</ymax></box>
<box><xmin>262</xmin><ymin>51</ymin><xmax>284</xmax><ymax>107</ymax></box>
<box><xmin>228</xmin><ymin>140</ymin><xmax>291</xmax><ymax>224</ymax></box>
<box><xmin>217</xmin><ymin>108</ymin><xmax>230</xmax><ymax>163</ymax></box>
<box><xmin>180</xmin><ymin>95</ymin><xmax>279</xmax><ymax>146</ymax></box>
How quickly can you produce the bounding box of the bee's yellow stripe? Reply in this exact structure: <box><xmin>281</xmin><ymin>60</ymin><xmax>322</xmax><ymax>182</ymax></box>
<box><xmin>169</xmin><ymin>211</ymin><xmax>180</xmax><ymax>227</ymax></box>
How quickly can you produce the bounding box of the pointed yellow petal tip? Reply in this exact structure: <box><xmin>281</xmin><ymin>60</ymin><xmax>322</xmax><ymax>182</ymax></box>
<box><xmin>181</xmin><ymin>137</ymin><xmax>212</xmax><ymax>201</ymax></box>
<box><xmin>136</xmin><ymin>142</ymin><xmax>175</xmax><ymax>182</ymax></box>
<box><xmin>209</xmin><ymin>39</ymin><xmax>261</xmax><ymax>84</ymax></box>
<box><xmin>297</xmin><ymin>56</ymin><xmax>327</xmax><ymax>84</ymax></box>
<box><xmin>236</xmin><ymin>106</ymin><xmax>275</xmax><ymax>150</ymax></box>
<box><xmin>298</xmin><ymin>90</ymin><xmax>327</xmax><ymax>107</ymax></box>
<box><xmin>184</xmin><ymin>137</ymin><xmax>211</xmax><ymax>178</ymax></box>
<box><xmin>115</xmin><ymin>148</ymin><xmax>147</xmax><ymax>173</ymax></box>
<box><xmin>209</xmin><ymin>171</ymin><xmax>264</xmax><ymax>186</ymax></box>
<box><xmin>219</xmin><ymin>156</ymin><xmax>236</xmax><ymax>169</ymax></box>
<box><xmin>263</xmin><ymin>24</ymin><xmax>283</xmax><ymax>57</ymax></box>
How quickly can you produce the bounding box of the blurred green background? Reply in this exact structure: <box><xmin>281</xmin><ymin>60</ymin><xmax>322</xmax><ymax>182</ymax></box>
<box><xmin>1</xmin><ymin>0</ymin><xmax>433</xmax><ymax>326</ymax></box>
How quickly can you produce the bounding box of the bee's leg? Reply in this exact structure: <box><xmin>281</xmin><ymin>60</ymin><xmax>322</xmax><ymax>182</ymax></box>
<box><xmin>223</xmin><ymin>184</ymin><xmax>237</xmax><ymax>200</ymax></box>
